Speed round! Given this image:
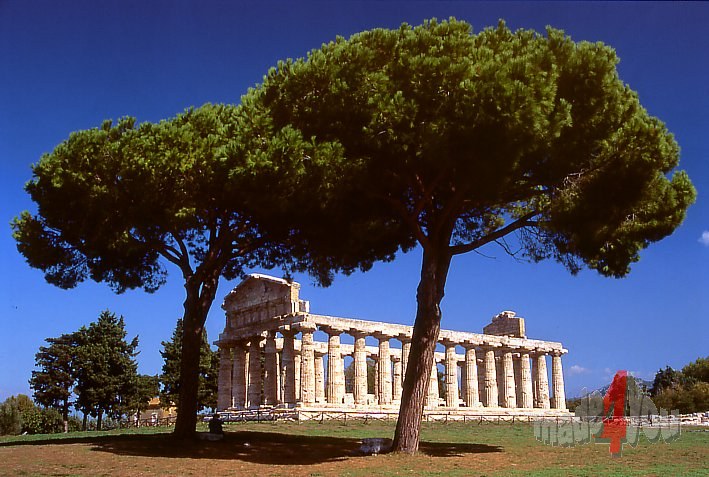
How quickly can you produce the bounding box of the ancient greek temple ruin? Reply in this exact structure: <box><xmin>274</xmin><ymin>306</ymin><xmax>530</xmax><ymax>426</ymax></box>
<box><xmin>216</xmin><ymin>274</ymin><xmax>570</xmax><ymax>416</ymax></box>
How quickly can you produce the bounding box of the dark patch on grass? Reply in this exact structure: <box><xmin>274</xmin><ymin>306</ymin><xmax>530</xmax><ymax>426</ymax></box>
<box><xmin>1</xmin><ymin>430</ymin><xmax>502</xmax><ymax>466</ymax></box>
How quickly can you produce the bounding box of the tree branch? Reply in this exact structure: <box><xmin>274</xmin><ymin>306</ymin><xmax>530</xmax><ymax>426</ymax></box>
<box><xmin>168</xmin><ymin>232</ymin><xmax>193</xmax><ymax>277</ymax></box>
<box><xmin>159</xmin><ymin>247</ymin><xmax>183</xmax><ymax>268</ymax></box>
<box><xmin>449</xmin><ymin>211</ymin><xmax>538</xmax><ymax>256</ymax></box>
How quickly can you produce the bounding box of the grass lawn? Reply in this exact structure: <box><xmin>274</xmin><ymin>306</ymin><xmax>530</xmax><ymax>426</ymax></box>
<box><xmin>0</xmin><ymin>421</ymin><xmax>707</xmax><ymax>476</ymax></box>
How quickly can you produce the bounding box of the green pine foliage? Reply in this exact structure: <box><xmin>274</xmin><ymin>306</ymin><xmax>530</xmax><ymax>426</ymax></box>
<box><xmin>29</xmin><ymin>310</ymin><xmax>150</xmax><ymax>432</ymax></box>
<box><xmin>252</xmin><ymin>18</ymin><xmax>695</xmax><ymax>279</ymax></box>
<box><xmin>73</xmin><ymin>311</ymin><xmax>140</xmax><ymax>430</ymax></box>
<box><xmin>29</xmin><ymin>332</ymin><xmax>79</xmax><ymax>432</ymax></box>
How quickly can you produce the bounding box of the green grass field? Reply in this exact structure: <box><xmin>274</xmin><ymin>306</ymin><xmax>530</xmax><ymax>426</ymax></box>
<box><xmin>1</xmin><ymin>421</ymin><xmax>707</xmax><ymax>476</ymax></box>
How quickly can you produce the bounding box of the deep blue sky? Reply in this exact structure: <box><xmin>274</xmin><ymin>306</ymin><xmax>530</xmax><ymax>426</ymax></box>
<box><xmin>1</xmin><ymin>1</ymin><xmax>707</xmax><ymax>401</ymax></box>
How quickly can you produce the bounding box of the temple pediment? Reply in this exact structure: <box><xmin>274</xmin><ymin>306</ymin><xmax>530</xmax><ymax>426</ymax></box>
<box><xmin>222</xmin><ymin>274</ymin><xmax>310</xmax><ymax>330</ymax></box>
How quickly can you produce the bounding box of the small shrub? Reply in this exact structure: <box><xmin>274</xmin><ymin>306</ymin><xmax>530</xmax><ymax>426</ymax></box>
<box><xmin>20</xmin><ymin>406</ymin><xmax>64</xmax><ymax>435</ymax></box>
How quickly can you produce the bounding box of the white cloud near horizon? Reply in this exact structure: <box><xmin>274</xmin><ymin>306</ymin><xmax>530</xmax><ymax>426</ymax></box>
<box><xmin>568</xmin><ymin>365</ymin><xmax>590</xmax><ymax>376</ymax></box>
<box><xmin>699</xmin><ymin>231</ymin><xmax>709</xmax><ymax>246</ymax></box>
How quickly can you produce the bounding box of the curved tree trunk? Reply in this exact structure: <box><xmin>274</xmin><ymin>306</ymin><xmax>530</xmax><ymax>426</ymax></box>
<box><xmin>392</xmin><ymin>246</ymin><xmax>451</xmax><ymax>453</ymax></box>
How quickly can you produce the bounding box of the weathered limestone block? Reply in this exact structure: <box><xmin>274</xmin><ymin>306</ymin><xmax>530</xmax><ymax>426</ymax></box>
<box><xmin>217</xmin><ymin>346</ymin><xmax>233</xmax><ymax>410</ymax></box>
<box><xmin>232</xmin><ymin>341</ymin><xmax>247</xmax><ymax>409</ymax></box>
<box><xmin>444</xmin><ymin>341</ymin><xmax>459</xmax><ymax>408</ymax></box>
<box><xmin>534</xmin><ymin>352</ymin><xmax>550</xmax><ymax>409</ymax></box>
<box><xmin>392</xmin><ymin>356</ymin><xmax>402</xmax><ymax>401</ymax></box>
<box><xmin>294</xmin><ymin>354</ymin><xmax>301</xmax><ymax>401</ymax></box>
<box><xmin>496</xmin><ymin>355</ymin><xmax>505</xmax><ymax>407</ymax></box>
<box><xmin>426</xmin><ymin>360</ymin><xmax>440</xmax><ymax>407</ymax></box>
<box><xmin>223</xmin><ymin>274</ymin><xmax>309</xmax><ymax>331</ymax></box>
<box><xmin>280</xmin><ymin>329</ymin><xmax>296</xmax><ymax>406</ymax></box>
<box><xmin>352</xmin><ymin>332</ymin><xmax>368</xmax><ymax>405</ymax></box>
<box><xmin>263</xmin><ymin>332</ymin><xmax>279</xmax><ymax>405</ymax></box>
<box><xmin>501</xmin><ymin>350</ymin><xmax>517</xmax><ymax>408</ymax></box>
<box><xmin>247</xmin><ymin>337</ymin><xmax>263</xmax><ymax>408</ymax></box>
<box><xmin>375</xmin><ymin>333</ymin><xmax>392</xmax><ymax>405</ymax></box>
<box><xmin>483</xmin><ymin>311</ymin><xmax>526</xmax><ymax>338</ymax></box>
<box><xmin>517</xmin><ymin>351</ymin><xmax>534</xmax><ymax>409</ymax></box>
<box><xmin>400</xmin><ymin>336</ymin><xmax>411</xmax><ymax>383</ymax></box>
<box><xmin>463</xmin><ymin>345</ymin><xmax>480</xmax><ymax>407</ymax></box>
<box><xmin>551</xmin><ymin>351</ymin><xmax>566</xmax><ymax>410</ymax></box>
<box><xmin>483</xmin><ymin>347</ymin><xmax>499</xmax><ymax>407</ymax></box>
<box><xmin>324</xmin><ymin>327</ymin><xmax>344</xmax><ymax>404</ymax></box>
<box><xmin>314</xmin><ymin>351</ymin><xmax>326</xmax><ymax>403</ymax></box>
<box><xmin>299</xmin><ymin>324</ymin><xmax>317</xmax><ymax>404</ymax></box>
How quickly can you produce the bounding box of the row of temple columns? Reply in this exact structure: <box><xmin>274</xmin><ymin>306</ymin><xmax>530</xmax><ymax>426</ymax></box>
<box><xmin>218</xmin><ymin>326</ymin><xmax>566</xmax><ymax>411</ymax></box>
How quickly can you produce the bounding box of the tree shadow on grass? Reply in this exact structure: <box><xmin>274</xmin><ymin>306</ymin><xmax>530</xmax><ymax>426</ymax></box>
<box><xmin>418</xmin><ymin>440</ymin><xmax>503</xmax><ymax>457</ymax></box>
<box><xmin>0</xmin><ymin>431</ymin><xmax>502</xmax><ymax>466</ymax></box>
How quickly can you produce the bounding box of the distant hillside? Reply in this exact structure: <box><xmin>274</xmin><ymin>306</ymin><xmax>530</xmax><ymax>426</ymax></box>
<box><xmin>581</xmin><ymin>377</ymin><xmax>653</xmax><ymax>397</ymax></box>
<box><xmin>594</xmin><ymin>377</ymin><xmax>653</xmax><ymax>396</ymax></box>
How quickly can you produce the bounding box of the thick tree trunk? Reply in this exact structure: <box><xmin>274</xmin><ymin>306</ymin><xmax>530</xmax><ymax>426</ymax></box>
<box><xmin>392</xmin><ymin>247</ymin><xmax>451</xmax><ymax>453</ymax></box>
<box><xmin>97</xmin><ymin>409</ymin><xmax>103</xmax><ymax>431</ymax></box>
<box><xmin>173</xmin><ymin>273</ymin><xmax>219</xmax><ymax>439</ymax></box>
<box><xmin>82</xmin><ymin>413</ymin><xmax>87</xmax><ymax>431</ymax></box>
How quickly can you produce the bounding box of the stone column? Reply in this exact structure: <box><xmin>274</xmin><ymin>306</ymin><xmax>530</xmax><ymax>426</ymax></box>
<box><xmin>518</xmin><ymin>351</ymin><xmax>534</xmax><ymax>409</ymax></box>
<box><xmin>280</xmin><ymin>329</ymin><xmax>297</xmax><ymax>406</ymax></box>
<box><xmin>444</xmin><ymin>341</ymin><xmax>459</xmax><ymax>408</ymax></box>
<box><xmin>392</xmin><ymin>356</ymin><xmax>402</xmax><ymax>401</ymax></box>
<box><xmin>263</xmin><ymin>332</ymin><xmax>279</xmax><ymax>405</ymax></box>
<box><xmin>314</xmin><ymin>351</ymin><xmax>326</xmax><ymax>403</ymax></box>
<box><xmin>463</xmin><ymin>345</ymin><xmax>480</xmax><ymax>407</ymax></box>
<box><xmin>337</xmin><ymin>350</ymin><xmax>347</xmax><ymax>402</ymax></box>
<box><xmin>399</xmin><ymin>336</ymin><xmax>411</xmax><ymax>384</ymax></box>
<box><xmin>299</xmin><ymin>323</ymin><xmax>317</xmax><ymax>405</ymax></box>
<box><xmin>375</xmin><ymin>333</ymin><xmax>392</xmax><ymax>405</ymax></box>
<box><xmin>325</xmin><ymin>327</ymin><xmax>343</xmax><ymax>404</ymax></box>
<box><xmin>232</xmin><ymin>341</ymin><xmax>247</xmax><ymax>409</ymax></box>
<box><xmin>496</xmin><ymin>355</ymin><xmax>505</xmax><ymax>407</ymax></box>
<box><xmin>352</xmin><ymin>332</ymin><xmax>368</xmax><ymax>406</ymax></box>
<box><xmin>551</xmin><ymin>351</ymin><xmax>567</xmax><ymax>410</ymax></box>
<box><xmin>426</xmin><ymin>360</ymin><xmax>439</xmax><ymax>407</ymax></box>
<box><xmin>532</xmin><ymin>354</ymin><xmax>539</xmax><ymax>406</ymax></box>
<box><xmin>294</xmin><ymin>354</ymin><xmax>302</xmax><ymax>401</ymax></box>
<box><xmin>275</xmin><ymin>349</ymin><xmax>281</xmax><ymax>403</ymax></box>
<box><xmin>483</xmin><ymin>346</ymin><xmax>499</xmax><ymax>407</ymax></box>
<box><xmin>534</xmin><ymin>351</ymin><xmax>550</xmax><ymax>409</ymax></box>
<box><xmin>459</xmin><ymin>360</ymin><xmax>466</xmax><ymax>404</ymax></box>
<box><xmin>217</xmin><ymin>346</ymin><xmax>233</xmax><ymax>410</ymax></box>
<box><xmin>247</xmin><ymin>336</ymin><xmax>263</xmax><ymax>408</ymax></box>
<box><xmin>374</xmin><ymin>356</ymin><xmax>379</xmax><ymax>399</ymax></box>
<box><xmin>501</xmin><ymin>349</ymin><xmax>517</xmax><ymax>408</ymax></box>
<box><xmin>477</xmin><ymin>357</ymin><xmax>485</xmax><ymax>405</ymax></box>
<box><xmin>513</xmin><ymin>353</ymin><xmax>522</xmax><ymax>406</ymax></box>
